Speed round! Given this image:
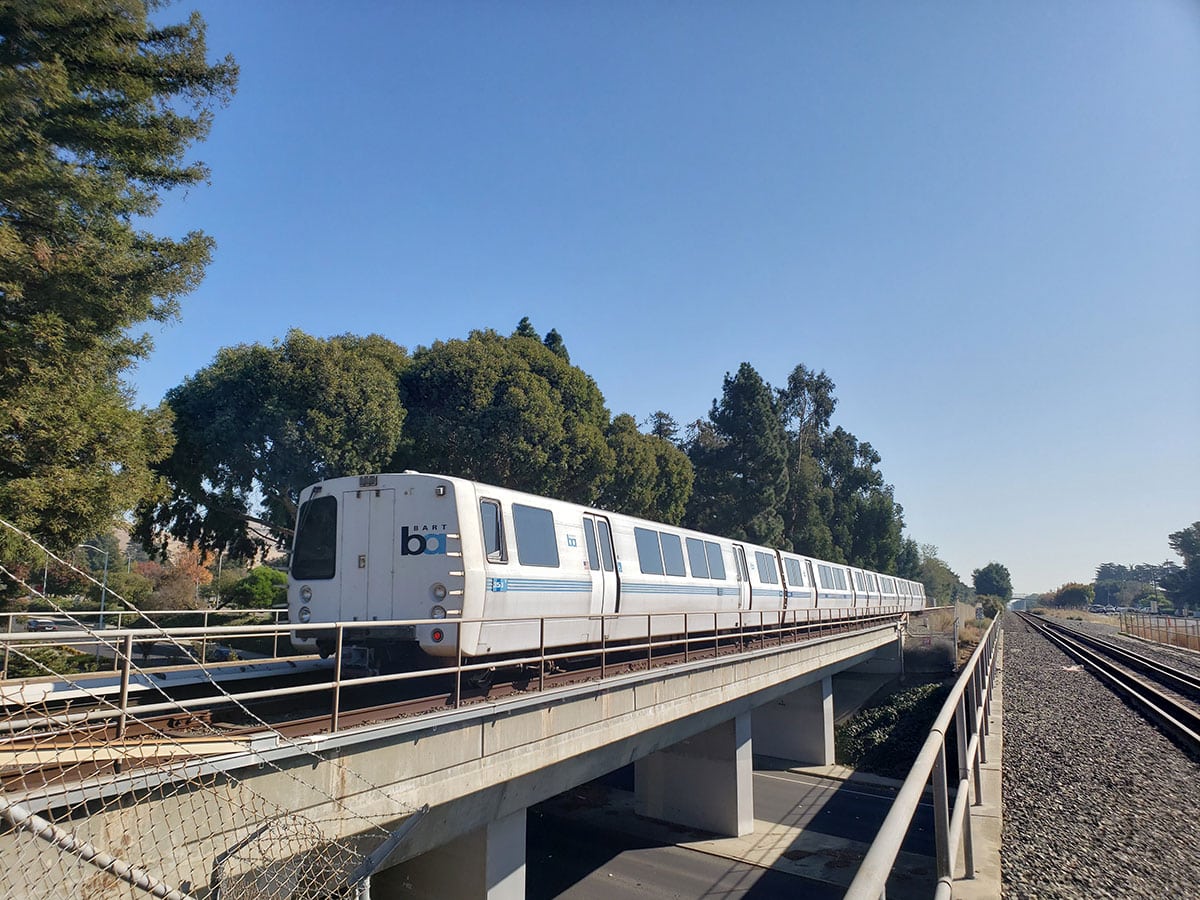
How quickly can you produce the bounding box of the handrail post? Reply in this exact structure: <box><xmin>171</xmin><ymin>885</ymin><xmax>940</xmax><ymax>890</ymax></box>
<box><xmin>600</xmin><ymin>613</ymin><xmax>607</xmax><ymax>679</ymax></box>
<box><xmin>272</xmin><ymin>610</ymin><xmax>280</xmax><ymax>658</ymax></box>
<box><xmin>646</xmin><ymin>614</ymin><xmax>653</xmax><ymax>670</ymax></box>
<box><xmin>200</xmin><ymin>609</ymin><xmax>210</xmax><ymax>665</ymax></box>
<box><xmin>539</xmin><ymin>617</ymin><xmax>546</xmax><ymax>693</ymax></box>
<box><xmin>330</xmin><ymin>625</ymin><xmax>344</xmax><ymax>733</ymax></box>
<box><xmin>1</xmin><ymin>614</ymin><xmax>10</xmax><ymax>680</ymax></box>
<box><xmin>932</xmin><ymin>743</ymin><xmax>952</xmax><ymax>881</ymax></box>
<box><xmin>117</xmin><ymin>633</ymin><xmax>134</xmax><ymax>738</ymax></box>
<box><xmin>454</xmin><ymin>623</ymin><xmax>463</xmax><ymax>708</ymax></box>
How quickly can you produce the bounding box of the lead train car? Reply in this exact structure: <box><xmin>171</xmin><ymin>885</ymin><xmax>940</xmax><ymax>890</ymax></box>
<box><xmin>287</xmin><ymin>472</ymin><xmax>927</xmax><ymax>668</ymax></box>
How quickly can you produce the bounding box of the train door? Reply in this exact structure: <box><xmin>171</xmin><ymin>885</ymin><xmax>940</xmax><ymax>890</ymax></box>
<box><xmin>339</xmin><ymin>488</ymin><xmax>396</xmax><ymax>622</ymax></box>
<box><xmin>583</xmin><ymin>514</ymin><xmax>619</xmax><ymax>615</ymax></box>
<box><xmin>805</xmin><ymin>559</ymin><xmax>819</xmax><ymax>607</ymax></box>
<box><xmin>732</xmin><ymin>544</ymin><xmax>751</xmax><ymax>610</ymax></box>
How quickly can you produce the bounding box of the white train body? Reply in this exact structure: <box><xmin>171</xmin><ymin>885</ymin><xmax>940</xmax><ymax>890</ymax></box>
<box><xmin>287</xmin><ymin>472</ymin><xmax>927</xmax><ymax>663</ymax></box>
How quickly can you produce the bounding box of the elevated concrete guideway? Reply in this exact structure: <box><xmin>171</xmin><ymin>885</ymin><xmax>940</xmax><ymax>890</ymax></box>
<box><xmin>6</xmin><ymin>619</ymin><xmax>906</xmax><ymax>899</ymax></box>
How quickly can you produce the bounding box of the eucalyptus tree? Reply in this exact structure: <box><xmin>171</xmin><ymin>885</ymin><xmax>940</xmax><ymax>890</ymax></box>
<box><xmin>0</xmin><ymin>0</ymin><xmax>237</xmax><ymax>548</ymax></box>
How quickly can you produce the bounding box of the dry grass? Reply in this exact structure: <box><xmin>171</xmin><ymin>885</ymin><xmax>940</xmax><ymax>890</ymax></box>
<box><xmin>1034</xmin><ymin>607</ymin><xmax>1114</xmax><ymax>625</ymax></box>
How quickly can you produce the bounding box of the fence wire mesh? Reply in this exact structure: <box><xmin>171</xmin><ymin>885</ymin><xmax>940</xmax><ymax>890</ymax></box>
<box><xmin>0</xmin><ymin>520</ymin><xmax>419</xmax><ymax>899</ymax></box>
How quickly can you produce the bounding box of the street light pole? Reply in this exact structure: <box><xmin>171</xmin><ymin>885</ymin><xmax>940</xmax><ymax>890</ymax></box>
<box><xmin>77</xmin><ymin>544</ymin><xmax>110</xmax><ymax>630</ymax></box>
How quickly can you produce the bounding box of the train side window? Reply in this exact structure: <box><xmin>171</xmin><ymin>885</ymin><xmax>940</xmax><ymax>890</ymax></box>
<box><xmin>817</xmin><ymin>564</ymin><xmax>833</xmax><ymax>590</ymax></box>
<box><xmin>597</xmin><ymin>520</ymin><xmax>615</xmax><ymax>572</ymax></box>
<box><xmin>480</xmin><ymin>499</ymin><xmax>507</xmax><ymax>563</ymax></box>
<box><xmin>784</xmin><ymin>558</ymin><xmax>803</xmax><ymax>586</ymax></box>
<box><xmin>686</xmin><ymin>538</ymin><xmax>709</xmax><ymax>578</ymax></box>
<box><xmin>513</xmin><ymin>504</ymin><xmax>560</xmax><ymax>568</ymax></box>
<box><xmin>635</xmin><ymin>527</ymin><xmax>665</xmax><ymax>575</ymax></box>
<box><xmin>705</xmin><ymin>541</ymin><xmax>727</xmax><ymax>580</ymax></box>
<box><xmin>834</xmin><ymin>569</ymin><xmax>848</xmax><ymax>591</ymax></box>
<box><xmin>660</xmin><ymin>532</ymin><xmax>686</xmax><ymax>577</ymax></box>
<box><xmin>583</xmin><ymin>519</ymin><xmax>599</xmax><ymax>570</ymax></box>
<box><xmin>754</xmin><ymin>551</ymin><xmax>778</xmax><ymax>584</ymax></box>
<box><xmin>292</xmin><ymin>495</ymin><xmax>337</xmax><ymax>580</ymax></box>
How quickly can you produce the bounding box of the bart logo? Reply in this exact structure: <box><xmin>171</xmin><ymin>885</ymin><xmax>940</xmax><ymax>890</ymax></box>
<box><xmin>400</xmin><ymin>527</ymin><xmax>447</xmax><ymax>556</ymax></box>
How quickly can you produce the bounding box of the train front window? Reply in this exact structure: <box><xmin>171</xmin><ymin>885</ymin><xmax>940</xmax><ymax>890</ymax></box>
<box><xmin>292</xmin><ymin>495</ymin><xmax>337</xmax><ymax>580</ymax></box>
<box><xmin>481</xmin><ymin>499</ymin><xmax>507</xmax><ymax>563</ymax></box>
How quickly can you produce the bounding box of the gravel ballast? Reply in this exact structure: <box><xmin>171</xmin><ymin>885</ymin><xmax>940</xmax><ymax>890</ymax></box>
<box><xmin>1001</xmin><ymin>615</ymin><xmax>1200</xmax><ymax>898</ymax></box>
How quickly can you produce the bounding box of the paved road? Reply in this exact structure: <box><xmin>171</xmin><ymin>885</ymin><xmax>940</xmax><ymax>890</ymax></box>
<box><xmin>527</xmin><ymin>762</ymin><xmax>936</xmax><ymax>899</ymax></box>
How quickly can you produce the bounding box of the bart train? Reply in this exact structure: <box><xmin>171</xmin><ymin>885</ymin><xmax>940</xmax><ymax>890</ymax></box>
<box><xmin>287</xmin><ymin>472</ymin><xmax>926</xmax><ymax>669</ymax></box>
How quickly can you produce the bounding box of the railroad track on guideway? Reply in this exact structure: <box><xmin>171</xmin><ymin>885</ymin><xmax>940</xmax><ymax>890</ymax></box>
<box><xmin>1015</xmin><ymin>611</ymin><xmax>1200</xmax><ymax>754</ymax></box>
<box><xmin>3</xmin><ymin>614</ymin><xmax>901</xmax><ymax>793</ymax></box>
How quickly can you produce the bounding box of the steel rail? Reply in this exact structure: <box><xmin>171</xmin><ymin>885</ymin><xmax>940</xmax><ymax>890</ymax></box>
<box><xmin>1024</xmin><ymin>614</ymin><xmax>1200</xmax><ymax>699</ymax></box>
<box><xmin>1017</xmin><ymin>613</ymin><xmax>1200</xmax><ymax>752</ymax></box>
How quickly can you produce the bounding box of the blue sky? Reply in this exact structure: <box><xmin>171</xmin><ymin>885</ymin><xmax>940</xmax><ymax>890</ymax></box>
<box><xmin>136</xmin><ymin>1</ymin><xmax>1200</xmax><ymax>595</ymax></box>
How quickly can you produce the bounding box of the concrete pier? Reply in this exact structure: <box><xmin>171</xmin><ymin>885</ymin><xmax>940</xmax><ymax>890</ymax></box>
<box><xmin>634</xmin><ymin>711</ymin><xmax>754</xmax><ymax>836</ymax></box>
<box><xmin>373</xmin><ymin>808</ymin><xmax>526</xmax><ymax>899</ymax></box>
<box><xmin>751</xmin><ymin>674</ymin><xmax>835</xmax><ymax>764</ymax></box>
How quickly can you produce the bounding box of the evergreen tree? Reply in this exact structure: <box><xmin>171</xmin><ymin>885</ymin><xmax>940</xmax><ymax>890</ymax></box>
<box><xmin>685</xmin><ymin>363</ymin><xmax>788</xmax><ymax>548</ymax></box>
<box><xmin>542</xmin><ymin>328</ymin><xmax>569</xmax><ymax>362</ymax></box>
<box><xmin>645</xmin><ymin>410</ymin><xmax>681</xmax><ymax>444</ymax></box>
<box><xmin>138</xmin><ymin>331</ymin><xmax>408</xmax><ymax>558</ymax></box>
<box><xmin>601</xmin><ymin>414</ymin><xmax>693</xmax><ymax>524</ymax></box>
<box><xmin>972</xmin><ymin>562</ymin><xmax>1013</xmax><ymax>602</ymax></box>
<box><xmin>0</xmin><ymin>0</ymin><xmax>237</xmax><ymax>547</ymax></box>
<box><xmin>397</xmin><ymin>329</ymin><xmax>614</xmax><ymax>504</ymax></box>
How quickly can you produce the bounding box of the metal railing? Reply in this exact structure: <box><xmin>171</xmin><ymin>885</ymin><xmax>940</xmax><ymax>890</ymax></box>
<box><xmin>1120</xmin><ymin>611</ymin><xmax>1200</xmax><ymax>652</ymax></box>
<box><xmin>1</xmin><ymin>606</ymin><xmax>906</xmax><ymax>739</ymax></box>
<box><xmin>845</xmin><ymin>613</ymin><xmax>1001</xmax><ymax>900</ymax></box>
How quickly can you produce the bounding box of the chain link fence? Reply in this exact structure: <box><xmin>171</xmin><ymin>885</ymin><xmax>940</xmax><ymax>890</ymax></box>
<box><xmin>0</xmin><ymin>520</ymin><xmax>419</xmax><ymax>899</ymax></box>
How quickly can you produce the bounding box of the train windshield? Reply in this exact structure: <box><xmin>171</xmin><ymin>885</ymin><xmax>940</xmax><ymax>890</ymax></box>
<box><xmin>291</xmin><ymin>495</ymin><xmax>337</xmax><ymax>580</ymax></box>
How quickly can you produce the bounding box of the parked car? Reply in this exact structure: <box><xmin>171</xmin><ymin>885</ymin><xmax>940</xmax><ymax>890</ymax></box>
<box><xmin>25</xmin><ymin>618</ymin><xmax>59</xmax><ymax>632</ymax></box>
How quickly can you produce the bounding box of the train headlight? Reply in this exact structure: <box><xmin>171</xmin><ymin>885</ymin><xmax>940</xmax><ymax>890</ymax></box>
<box><xmin>298</xmin><ymin>606</ymin><xmax>312</xmax><ymax>623</ymax></box>
<box><xmin>432</xmin><ymin>583</ymin><xmax>447</xmax><ymax>600</ymax></box>
<box><xmin>431</xmin><ymin>605</ymin><xmax>447</xmax><ymax>620</ymax></box>
<box><xmin>299</xmin><ymin>585</ymin><xmax>313</xmax><ymax>601</ymax></box>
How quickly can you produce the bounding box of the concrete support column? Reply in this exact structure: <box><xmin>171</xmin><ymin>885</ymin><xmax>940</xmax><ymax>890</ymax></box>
<box><xmin>634</xmin><ymin>712</ymin><xmax>753</xmax><ymax>836</ymax></box>
<box><xmin>751</xmin><ymin>675</ymin><xmax>835</xmax><ymax>765</ymax></box>
<box><xmin>370</xmin><ymin>808</ymin><xmax>525</xmax><ymax>899</ymax></box>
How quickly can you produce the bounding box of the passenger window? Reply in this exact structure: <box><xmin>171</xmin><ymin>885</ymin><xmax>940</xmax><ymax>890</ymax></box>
<box><xmin>480</xmin><ymin>499</ymin><xmax>507</xmax><ymax>563</ymax></box>
<box><xmin>635</xmin><ymin>527</ymin><xmax>664</xmax><ymax>575</ymax></box>
<box><xmin>597</xmin><ymin>520</ymin><xmax>615</xmax><ymax>572</ymax></box>
<box><xmin>818</xmin><ymin>564</ymin><xmax>833</xmax><ymax>590</ymax></box>
<box><xmin>705</xmin><ymin>542</ymin><xmax>726</xmax><ymax>580</ymax></box>
<box><xmin>661</xmin><ymin>532</ymin><xmax>686</xmax><ymax>576</ymax></box>
<box><xmin>754</xmin><ymin>551</ymin><xmax>778</xmax><ymax>584</ymax></box>
<box><xmin>686</xmin><ymin>538</ymin><xmax>709</xmax><ymax>578</ymax></box>
<box><xmin>785</xmin><ymin>558</ymin><xmax>803</xmax><ymax>586</ymax></box>
<box><xmin>583</xmin><ymin>519</ymin><xmax>599</xmax><ymax>570</ymax></box>
<box><xmin>513</xmin><ymin>504</ymin><xmax>559</xmax><ymax>567</ymax></box>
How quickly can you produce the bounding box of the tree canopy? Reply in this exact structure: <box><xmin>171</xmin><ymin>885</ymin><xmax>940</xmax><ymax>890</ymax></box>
<box><xmin>685</xmin><ymin>363</ymin><xmax>789</xmax><ymax>548</ymax></box>
<box><xmin>0</xmin><ymin>0</ymin><xmax>236</xmax><ymax>548</ymax></box>
<box><xmin>396</xmin><ymin>328</ymin><xmax>614</xmax><ymax>504</ymax></box>
<box><xmin>972</xmin><ymin>562</ymin><xmax>1013</xmax><ymax>602</ymax></box>
<box><xmin>138</xmin><ymin>331</ymin><xmax>408</xmax><ymax>558</ymax></box>
<box><xmin>1164</xmin><ymin>522</ymin><xmax>1200</xmax><ymax>610</ymax></box>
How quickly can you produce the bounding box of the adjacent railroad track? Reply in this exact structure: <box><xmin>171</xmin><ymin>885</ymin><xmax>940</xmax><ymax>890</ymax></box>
<box><xmin>1015</xmin><ymin>611</ymin><xmax>1200</xmax><ymax>753</ymax></box>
